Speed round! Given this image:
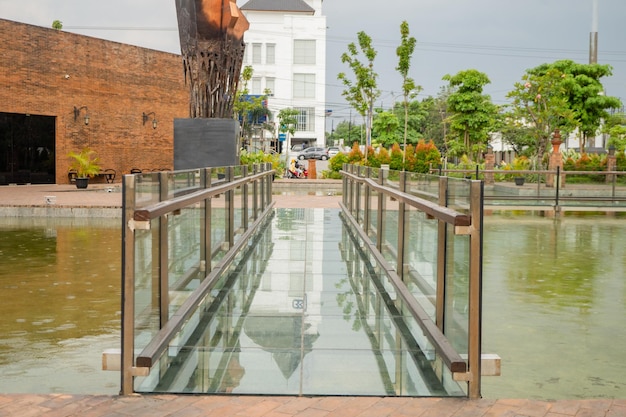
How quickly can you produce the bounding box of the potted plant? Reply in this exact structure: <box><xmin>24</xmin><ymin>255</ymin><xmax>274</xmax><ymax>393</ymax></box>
<box><xmin>511</xmin><ymin>156</ymin><xmax>531</xmax><ymax>186</ymax></box>
<box><xmin>68</xmin><ymin>147</ymin><xmax>101</xmax><ymax>189</ymax></box>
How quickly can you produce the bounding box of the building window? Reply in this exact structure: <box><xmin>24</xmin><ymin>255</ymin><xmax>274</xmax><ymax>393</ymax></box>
<box><xmin>293</xmin><ymin>73</ymin><xmax>315</xmax><ymax>99</ymax></box>
<box><xmin>252</xmin><ymin>43</ymin><xmax>262</xmax><ymax>64</ymax></box>
<box><xmin>293</xmin><ymin>40</ymin><xmax>316</xmax><ymax>65</ymax></box>
<box><xmin>251</xmin><ymin>77</ymin><xmax>262</xmax><ymax>95</ymax></box>
<box><xmin>294</xmin><ymin>107</ymin><xmax>314</xmax><ymax>132</ymax></box>
<box><xmin>243</xmin><ymin>43</ymin><xmax>250</xmax><ymax>63</ymax></box>
<box><xmin>265</xmin><ymin>77</ymin><xmax>275</xmax><ymax>95</ymax></box>
<box><xmin>266</xmin><ymin>43</ymin><xmax>276</xmax><ymax>65</ymax></box>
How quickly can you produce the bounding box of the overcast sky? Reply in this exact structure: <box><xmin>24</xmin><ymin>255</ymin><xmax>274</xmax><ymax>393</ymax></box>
<box><xmin>1</xmin><ymin>0</ymin><xmax>625</xmax><ymax>125</ymax></box>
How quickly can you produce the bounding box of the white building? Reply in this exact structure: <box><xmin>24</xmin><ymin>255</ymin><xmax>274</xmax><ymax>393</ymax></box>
<box><xmin>240</xmin><ymin>0</ymin><xmax>327</xmax><ymax>152</ymax></box>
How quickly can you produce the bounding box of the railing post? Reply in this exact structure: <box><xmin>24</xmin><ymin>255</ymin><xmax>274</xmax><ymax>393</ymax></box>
<box><xmin>121</xmin><ymin>174</ymin><xmax>136</xmax><ymax>395</ymax></box>
<box><xmin>242</xmin><ymin>165</ymin><xmax>249</xmax><ymax>230</ymax></box>
<box><xmin>376</xmin><ymin>168</ymin><xmax>384</xmax><ymax>251</ymax></box>
<box><xmin>363</xmin><ymin>167</ymin><xmax>371</xmax><ymax>236</ymax></box>
<box><xmin>436</xmin><ymin>176</ymin><xmax>449</xmax><ymax>331</ymax></box>
<box><xmin>203</xmin><ymin>168</ymin><xmax>212</xmax><ymax>274</ymax></box>
<box><xmin>467</xmin><ymin>180</ymin><xmax>484</xmax><ymax>399</ymax></box>
<box><xmin>397</xmin><ymin>171</ymin><xmax>407</xmax><ymax>281</ymax></box>
<box><xmin>158</xmin><ymin>172</ymin><xmax>170</xmax><ymax>327</ymax></box>
<box><xmin>252</xmin><ymin>164</ymin><xmax>259</xmax><ymax>220</ymax></box>
<box><xmin>226</xmin><ymin>166</ymin><xmax>235</xmax><ymax>248</ymax></box>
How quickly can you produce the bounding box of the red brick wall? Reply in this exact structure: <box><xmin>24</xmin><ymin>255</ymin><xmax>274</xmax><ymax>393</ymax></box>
<box><xmin>0</xmin><ymin>18</ymin><xmax>189</xmax><ymax>184</ymax></box>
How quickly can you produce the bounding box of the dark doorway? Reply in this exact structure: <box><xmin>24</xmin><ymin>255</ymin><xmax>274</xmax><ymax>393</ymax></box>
<box><xmin>0</xmin><ymin>112</ymin><xmax>56</xmax><ymax>185</ymax></box>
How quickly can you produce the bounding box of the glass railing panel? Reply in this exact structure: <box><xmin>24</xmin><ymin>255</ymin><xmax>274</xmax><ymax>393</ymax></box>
<box><xmin>381</xmin><ymin>194</ymin><xmax>398</xmax><ymax>267</ymax></box>
<box><xmin>367</xmin><ymin>188</ymin><xmax>379</xmax><ymax>244</ymax></box>
<box><xmin>407</xmin><ymin>172</ymin><xmax>440</xmax><ymax>204</ymax></box>
<box><xmin>446</xmin><ymin>177</ymin><xmax>472</xmax><ymax>213</ymax></box>
<box><xmin>169</xmin><ymin>169</ymin><xmax>201</xmax><ymax>196</ymax></box>
<box><xmin>210</xmin><ymin>195</ymin><xmax>227</xmax><ymax>268</ymax></box>
<box><xmin>133</xmin><ymin>218</ymin><xmax>161</xmax><ymax>353</ymax></box>
<box><xmin>403</xmin><ymin>206</ymin><xmax>438</xmax><ymax>321</ymax></box>
<box><xmin>167</xmin><ymin>206</ymin><xmax>202</xmax><ymax>315</ymax></box>
<box><xmin>133</xmin><ymin>172</ymin><xmax>161</xmax><ymax>207</ymax></box>
<box><xmin>232</xmin><ymin>186</ymin><xmax>244</xmax><ymax>243</ymax></box>
<box><xmin>444</xmin><ymin>227</ymin><xmax>470</xmax><ymax>356</ymax></box>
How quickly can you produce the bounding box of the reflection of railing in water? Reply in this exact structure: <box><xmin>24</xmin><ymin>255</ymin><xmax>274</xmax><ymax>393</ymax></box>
<box><xmin>340</xmin><ymin>164</ymin><xmax>486</xmax><ymax>399</ymax></box>
<box><xmin>120</xmin><ymin>163</ymin><xmax>275</xmax><ymax>395</ymax></box>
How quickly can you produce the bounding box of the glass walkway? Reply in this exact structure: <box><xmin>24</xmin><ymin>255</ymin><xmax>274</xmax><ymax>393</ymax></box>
<box><xmin>119</xmin><ymin>164</ymin><xmax>485</xmax><ymax>398</ymax></box>
<box><xmin>135</xmin><ymin>208</ymin><xmax>464</xmax><ymax>396</ymax></box>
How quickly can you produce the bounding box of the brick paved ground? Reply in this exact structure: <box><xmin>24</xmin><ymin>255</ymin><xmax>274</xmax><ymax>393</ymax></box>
<box><xmin>0</xmin><ymin>183</ymin><xmax>624</xmax><ymax>416</ymax></box>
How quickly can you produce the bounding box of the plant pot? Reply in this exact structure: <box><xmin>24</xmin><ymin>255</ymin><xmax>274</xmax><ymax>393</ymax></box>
<box><xmin>75</xmin><ymin>177</ymin><xmax>89</xmax><ymax>189</ymax></box>
<box><xmin>514</xmin><ymin>177</ymin><xmax>525</xmax><ymax>186</ymax></box>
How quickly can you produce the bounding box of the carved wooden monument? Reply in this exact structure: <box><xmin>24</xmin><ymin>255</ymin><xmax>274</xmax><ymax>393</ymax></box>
<box><xmin>173</xmin><ymin>0</ymin><xmax>250</xmax><ymax>169</ymax></box>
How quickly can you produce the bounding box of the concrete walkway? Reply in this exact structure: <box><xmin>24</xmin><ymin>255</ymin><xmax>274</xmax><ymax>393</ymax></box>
<box><xmin>0</xmin><ymin>183</ymin><xmax>625</xmax><ymax>416</ymax></box>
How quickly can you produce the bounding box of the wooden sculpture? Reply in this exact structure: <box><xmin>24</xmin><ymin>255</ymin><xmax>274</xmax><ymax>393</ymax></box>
<box><xmin>175</xmin><ymin>0</ymin><xmax>250</xmax><ymax>119</ymax></box>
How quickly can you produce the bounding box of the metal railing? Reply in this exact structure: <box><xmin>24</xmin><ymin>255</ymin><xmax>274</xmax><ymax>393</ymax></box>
<box><xmin>433</xmin><ymin>167</ymin><xmax>626</xmax><ymax>212</ymax></box>
<box><xmin>120</xmin><ymin>163</ymin><xmax>275</xmax><ymax>395</ymax></box>
<box><xmin>340</xmin><ymin>164</ymin><xmax>485</xmax><ymax>399</ymax></box>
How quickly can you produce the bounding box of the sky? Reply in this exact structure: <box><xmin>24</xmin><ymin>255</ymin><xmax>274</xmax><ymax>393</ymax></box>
<box><xmin>1</xmin><ymin>0</ymin><xmax>625</xmax><ymax>127</ymax></box>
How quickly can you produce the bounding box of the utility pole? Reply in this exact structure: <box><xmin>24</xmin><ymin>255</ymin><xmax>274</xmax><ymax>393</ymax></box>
<box><xmin>589</xmin><ymin>0</ymin><xmax>598</xmax><ymax>64</ymax></box>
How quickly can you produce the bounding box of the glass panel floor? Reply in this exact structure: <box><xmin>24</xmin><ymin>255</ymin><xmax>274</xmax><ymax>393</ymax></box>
<box><xmin>136</xmin><ymin>208</ymin><xmax>464</xmax><ymax>397</ymax></box>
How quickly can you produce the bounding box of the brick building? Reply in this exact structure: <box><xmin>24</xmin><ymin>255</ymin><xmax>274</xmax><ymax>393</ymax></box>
<box><xmin>0</xmin><ymin>18</ymin><xmax>188</xmax><ymax>185</ymax></box>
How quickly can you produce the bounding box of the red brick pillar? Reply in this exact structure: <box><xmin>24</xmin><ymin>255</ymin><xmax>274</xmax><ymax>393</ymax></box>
<box><xmin>547</xmin><ymin>129</ymin><xmax>564</xmax><ymax>188</ymax></box>
<box><xmin>606</xmin><ymin>145</ymin><xmax>616</xmax><ymax>184</ymax></box>
<box><xmin>484</xmin><ymin>146</ymin><xmax>495</xmax><ymax>185</ymax></box>
<box><xmin>308</xmin><ymin>159</ymin><xmax>317</xmax><ymax>179</ymax></box>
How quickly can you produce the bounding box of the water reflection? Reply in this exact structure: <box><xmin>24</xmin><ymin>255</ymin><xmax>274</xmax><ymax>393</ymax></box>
<box><xmin>482</xmin><ymin>212</ymin><xmax>626</xmax><ymax>399</ymax></box>
<box><xmin>0</xmin><ymin>217</ymin><xmax>120</xmax><ymax>394</ymax></box>
<box><xmin>1</xmin><ymin>211</ymin><xmax>625</xmax><ymax>399</ymax></box>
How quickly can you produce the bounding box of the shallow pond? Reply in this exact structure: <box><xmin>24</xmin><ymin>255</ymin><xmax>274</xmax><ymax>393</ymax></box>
<box><xmin>0</xmin><ymin>211</ymin><xmax>624</xmax><ymax>398</ymax></box>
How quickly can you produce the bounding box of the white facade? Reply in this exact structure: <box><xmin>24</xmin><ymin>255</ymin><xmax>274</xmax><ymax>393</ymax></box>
<box><xmin>240</xmin><ymin>0</ymin><xmax>327</xmax><ymax>150</ymax></box>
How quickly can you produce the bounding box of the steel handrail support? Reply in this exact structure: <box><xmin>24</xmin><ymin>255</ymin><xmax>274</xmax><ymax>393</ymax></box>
<box><xmin>460</xmin><ymin>180</ymin><xmax>484</xmax><ymax>399</ymax></box>
<box><xmin>121</xmin><ymin>174</ymin><xmax>137</xmax><ymax>395</ymax></box>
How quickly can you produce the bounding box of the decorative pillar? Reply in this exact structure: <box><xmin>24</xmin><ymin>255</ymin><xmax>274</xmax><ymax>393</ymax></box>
<box><xmin>484</xmin><ymin>145</ymin><xmax>495</xmax><ymax>185</ymax></box>
<box><xmin>547</xmin><ymin>129</ymin><xmax>564</xmax><ymax>188</ymax></box>
<box><xmin>606</xmin><ymin>145</ymin><xmax>616</xmax><ymax>184</ymax></box>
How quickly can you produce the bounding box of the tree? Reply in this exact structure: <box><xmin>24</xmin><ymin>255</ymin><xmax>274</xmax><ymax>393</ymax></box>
<box><xmin>506</xmin><ymin>66</ymin><xmax>576</xmax><ymax>165</ymax></box>
<box><xmin>529</xmin><ymin>60</ymin><xmax>622</xmax><ymax>153</ymax></box>
<box><xmin>395</xmin><ymin>21</ymin><xmax>420</xmax><ymax>167</ymax></box>
<box><xmin>233</xmin><ymin>66</ymin><xmax>272</xmax><ymax>150</ymax></box>
<box><xmin>327</xmin><ymin>120</ymin><xmax>363</xmax><ymax>145</ymax></box>
<box><xmin>277</xmin><ymin>108</ymin><xmax>300</xmax><ymax>162</ymax></box>
<box><xmin>338</xmin><ymin>31</ymin><xmax>380</xmax><ymax>162</ymax></box>
<box><xmin>372</xmin><ymin>110</ymin><xmax>399</xmax><ymax>147</ymax></box>
<box><xmin>443</xmin><ymin>69</ymin><xmax>497</xmax><ymax>161</ymax></box>
<box><xmin>604</xmin><ymin>112</ymin><xmax>626</xmax><ymax>151</ymax></box>
<box><xmin>52</xmin><ymin>20</ymin><xmax>63</xmax><ymax>30</ymax></box>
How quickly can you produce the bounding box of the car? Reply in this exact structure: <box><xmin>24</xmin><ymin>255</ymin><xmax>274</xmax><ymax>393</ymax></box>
<box><xmin>291</xmin><ymin>144</ymin><xmax>304</xmax><ymax>152</ymax></box>
<box><xmin>297</xmin><ymin>147</ymin><xmax>329</xmax><ymax>160</ymax></box>
<box><xmin>327</xmin><ymin>146</ymin><xmax>341</xmax><ymax>157</ymax></box>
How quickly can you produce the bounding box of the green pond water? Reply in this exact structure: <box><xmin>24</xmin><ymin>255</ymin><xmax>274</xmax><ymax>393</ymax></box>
<box><xmin>0</xmin><ymin>211</ymin><xmax>624</xmax><ymax>398</ymax></box>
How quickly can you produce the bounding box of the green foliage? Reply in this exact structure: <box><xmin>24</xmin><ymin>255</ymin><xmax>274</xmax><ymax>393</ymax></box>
<box><xmin>68</xmin><ymin>148</ymin><xmax>101</xmax><ymax>178</ymax></box>
<box><xmin>52</xmin><ymin>20</ymin><xmax>63</xmax><ymax>30</ymax></box>
<box><xmin>604</xmin><ymin>112</ymin><xmax>626</xmax><ymax>151</ymax></box>
<box><xmin>442</xmin><ymin>69</ymin><xmax>497</xmax><ymax>161</ymax></box>
<box><xmin>328</xmin><ymin>152</ymin><xmax>348</xmax><ymax>172</ymax></box>
<box><xmin>372</xmin><ymin>110</ymin><xmax>399</xmax><ymax>147</ymax></box>
<box><xmin>530</xmin><ymin>60</ymin><xmax>622</xmax><ymax>152</ymax></box>
<box><xmin>239</xmin><ymin>149</ymin><xmax>285</xmax><ymax>177</ymax></box>
<box><xmin>413</xmin><ymin>140</ymin><xmax>441</xmax><ymax>173</ymax></box>
<box><xmin>506</xmin><ymin>66</ymin><xmax>575</xmax><ymax>166</ymax></box>
<box><xmin>338</xmin><ymin>31</ymin><xmax>380</xmax><ymax>153</ymax></box>
<box><xmin>389</xmin><ymin>143</ymin><xmax>403</xmax><ymax>170</ymax></box>
<box><xmin>395</xmin><ymin>21</ymin><xmax>420</xmax><ymax>158</ymax></box>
